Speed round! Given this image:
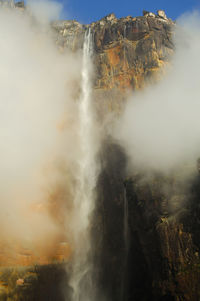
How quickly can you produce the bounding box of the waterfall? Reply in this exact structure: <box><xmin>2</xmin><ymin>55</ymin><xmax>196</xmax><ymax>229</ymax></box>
<box><xmin>123</xmin><ymin>25</ymin><xmax>126</xmax><ymax>71</ymax></box>
<box><xmin>121</xmin><ymin>184</ymin><xmax>129</xmax><ymax>301</ymax></box>
<box><xmin>69</xmin><ymin>27</ymin><xmax>97</xmax><ymax>301</ymax></box>
<box><xmin>123</xmin><ymin>23</ymin><xmax>129</xmax><ymax>262</ymax></box>
<box><xmin>124</xmin><ymin>187</ymin><xmax>129</xmax><ymax>252</ymax></box>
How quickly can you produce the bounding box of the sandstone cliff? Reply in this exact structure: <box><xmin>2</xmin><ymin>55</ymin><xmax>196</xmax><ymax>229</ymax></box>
<box><xmin>1</xmin><ymin>8</ymin><xmax>200</xmax><ymax>301</ymax></box>
<box><xmin>52</xmin><ymin>11</ymin><xmax>174</xmax><ymax>113</ymax></box>
<box><xmin>53</xmin><ymin>11</ymin><xmax>174</xmax><ymax>89</ymax></box>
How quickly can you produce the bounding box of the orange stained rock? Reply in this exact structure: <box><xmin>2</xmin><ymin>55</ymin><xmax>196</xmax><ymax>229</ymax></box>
<box><xmin>0</xmin><ymin>240</ymin><xmax>71</xmax><ymax>267</ymax></box>
<box><xmin>16</xmin><ymin>278</ymin><xmax>24</xmax><ymax>286</ymax></box>
<box><xmin>106</xmin><ymin>46</ymin><xmax>121</xmax><ymax>66</ymax></box>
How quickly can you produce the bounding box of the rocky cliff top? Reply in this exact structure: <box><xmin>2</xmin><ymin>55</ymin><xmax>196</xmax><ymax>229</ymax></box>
<box><xmin>52</xmin><ymin>9</ymin><xmax>175</xmax><ymax>103</ymax></box>
<box><xmin>52</xmin><ymin>10</ymin><xmax>175</xmax><ymax>52</ymax></box>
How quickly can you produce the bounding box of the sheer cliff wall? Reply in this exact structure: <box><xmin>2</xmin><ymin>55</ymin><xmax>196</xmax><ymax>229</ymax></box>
<box><xmin>2</xmin><ymin>9</ymin><xmax>200</xmax><ymax>301</ymax></box>
<box><xmin>52</xmin><ymin>12</ymin><xmax>174</xmax><ymax>114</ymax></box>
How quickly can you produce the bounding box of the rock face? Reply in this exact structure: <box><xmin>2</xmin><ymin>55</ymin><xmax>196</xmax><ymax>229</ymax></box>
<box><xmin>92</xmin><ymin>13</ymin><xmax>174</xmax><ymax>91</ymax></box>
<box><xmin>60</xmin><ymin>11</ymin><xmax>200</xmax><ymax>301</ymax></box>
<box><xmin>125</xmin><ymin>174</ymin><xmax>200</xmax><ymax>301</ymax></box>
<box><xmin>52</xmin><ymin>12</ymin><xmax>174</xmax><ymax>112</ymax></box>
<box><xmin>53</xmin><ymin>12</ymin><xmax>174</xmax><ymax>91</ymax></box>
<box><xmin>94</xmin><ymin>142</ymin><xmax>200</xmax><ymax>301</ymax></box>
<box><xmin>2</xmin><ymin>9</ymin><xmax>200</xmax><ymax>301</ymax></box>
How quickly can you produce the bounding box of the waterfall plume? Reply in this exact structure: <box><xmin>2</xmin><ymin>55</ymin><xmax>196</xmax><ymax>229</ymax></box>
<box><xmin>69</xmin><ymin>27</ymin><xmax>99</xmax><ymax>301</ymax></box>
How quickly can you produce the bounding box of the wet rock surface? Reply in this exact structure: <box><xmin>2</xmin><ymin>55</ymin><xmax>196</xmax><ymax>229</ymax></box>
<box><xmin>94</xmin><ymin>142</ymin><xmax>200</xmax><ymax>301</ymax></box>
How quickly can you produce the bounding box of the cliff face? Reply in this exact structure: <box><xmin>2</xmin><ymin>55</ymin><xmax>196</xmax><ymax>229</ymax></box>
<box><xmin>52</xmin><ymin>12</ymin><xmax>174</xmax><ymax>113</ymax></box>
<box><xmin>92</xmin><ymin>13</ymin><xmax>174</xmax><ymax>91</ymax></box>
<box><xmin>94</xmin><ymin>142</ymin><xmax>200</xmax><ymax>301</ymax></box>
<box><xmin>125</xmin><ymin>174</ymin><xmax>200</xmax><ymax>301</ymax></box>
<box><xmin>1</xmin><ymin>9</ymin><xmax>200</xmax><ymax>301</ymax></box>
<box><xmin>51</xmin><ymin>12</ymin><xmax>200</xmax><ymax>301</ymax></box>
<box><xmin>74</xmin><ymin>11</ymin><xmax>200</xmax><ymax>301</ymax></box>
<box><xmin>53</xmin><ymin>12</ymin><xmax>174</xmax><ymax>91</ymax></box>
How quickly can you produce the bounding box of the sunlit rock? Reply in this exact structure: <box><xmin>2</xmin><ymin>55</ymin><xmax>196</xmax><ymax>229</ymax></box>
<box><xmin>143</xmin><ymin>10</ymin><xmax>156</xmax><ymax>17</ymax></box>
<box><xmin>157</xmin><ymin>9</ymin><xmax>168</xmax><ymax>19</ymax></box>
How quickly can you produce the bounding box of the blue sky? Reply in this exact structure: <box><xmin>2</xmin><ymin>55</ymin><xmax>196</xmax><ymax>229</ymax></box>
<box><xmin>60</xmin><ymin>0</ymin><xmax>200</xmax><ymax>23</ymax></box>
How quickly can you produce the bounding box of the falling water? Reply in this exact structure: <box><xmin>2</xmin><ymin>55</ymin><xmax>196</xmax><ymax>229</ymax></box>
<box><xmin>123</xmin><ymin>25</ymin><xmax>129</xmax><ymax>254</ymax></box>
<box><xmin>122</xmin><ymin>20</ymin><xmax>129</xmax><ymax>293</ymax></box>
<box><xmin>121</xmin><ymin>185</ymin><xmax>129</xmax><ymax>301</ymax></box>
<box><xmin>124</xmin><ymin>186</ymin><xmax>129</xmax><ymax>252</ymax></box>
<box><xmin>69</xmin><ymin>27</ymin><xmax>97</xmax><ymax>301</ymax></box>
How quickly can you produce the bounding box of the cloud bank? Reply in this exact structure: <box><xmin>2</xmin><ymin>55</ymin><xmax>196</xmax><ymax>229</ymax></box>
<box><xmin>0</xmin><ymin>2</ymin><xmax>82</xmax><ymax>263</ymax></box>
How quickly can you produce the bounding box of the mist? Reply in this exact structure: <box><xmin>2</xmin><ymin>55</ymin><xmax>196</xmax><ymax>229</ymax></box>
<box><xmin>27</xmin><ymin>0</ymin><xmax>62</xmax><ymax>23</ymax></box>
<box><xmin>0</xmin><ymin>2</ymin><xmax>83</xmax><ymax>263</ymax></box>
<box><xmin>114</xmin><ymin>11</ymin><xmax>200</xmax><ymax>174</ymax></box>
